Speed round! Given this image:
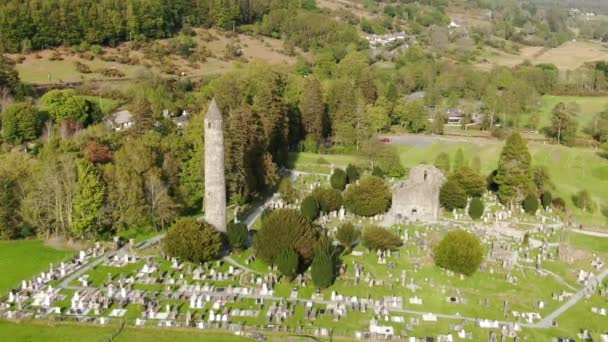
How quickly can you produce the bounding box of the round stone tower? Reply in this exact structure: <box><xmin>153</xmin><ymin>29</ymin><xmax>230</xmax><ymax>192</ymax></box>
<box><xmin>204</xmin><ymin>98</ymin><xmax>227</xmax><ymax>232</ymax></box>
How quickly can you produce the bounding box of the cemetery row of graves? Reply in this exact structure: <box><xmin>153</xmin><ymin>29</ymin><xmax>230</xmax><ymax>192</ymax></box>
<box><xmin>1</xmin><ymin>170</ymin><xmax>608</xmax><ymax>341</ymax></box>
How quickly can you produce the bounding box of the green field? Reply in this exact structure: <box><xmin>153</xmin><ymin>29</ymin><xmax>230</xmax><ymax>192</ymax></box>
<box><xmin>0</xmin><ymin>240</ymin><xmax>75</xmax><ymax>294</ymax></box>
<box><xmin>0</xmin><ymin>321</ymin><xmax>249</xmax><ymax>342</ymax></box>
<box><xmin>525</xmin><ymin>95</ymin><xmax>608</xmax><ymax>134</ymax></box>
<box><xmin>15</xmin><ymin>57</ymin><xmax>141</xmax><ymax>84</ymax></box>
<box><xmin>288</xmin><ymin>138</ymin><xmax>608</xmax><ymax>228</ymax></box>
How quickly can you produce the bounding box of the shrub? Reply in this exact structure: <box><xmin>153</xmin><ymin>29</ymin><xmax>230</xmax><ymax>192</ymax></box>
<box><xmin>163</xmin><ymin>218</ymin><xmax>223</xmax><ymax>263</ymax></box>
<box><xmin>450</xmin><ymin>167</ymin><xmax>486</xmax><ymax>197</ymax></box>
<box><xmin>300</xmin><ymin>195</ymin><xmax>320</xmax><ymax>221</ymax></box>
<box><xmin>74</xmin><ymin>61</ymin><xmax>91</xmax><ymax>74</ymax></box>
<box><xmin>523</xmin><ymin>194</ymin><xmax>539</xmax><ymax>214</ymax></box>
<box><xmin>541</xmin><ymin>191</ymin><xmax>552</xmax><ymax>209</ymax></box>
<box><xmin>371</xmin><ymin>166</ymin><xmax>385</xmax><ymax>177</ymax></box>
<box><xmin>439</xmin><ymin>180</ymin><xmax>467</xmax><ymax>211</ymax></box>
<box><xmin>552</xmin><ymin>197</ymin><xmax>566</xmax><ymax>211</ymax></box>
<box><xmin>312</xmin><ymin>188</ymin><xmax>343</xmax><ymax>213</ymax></box>
<box><xmin>362</xmin><ymin>226</ymin><xmax>402</xmax><ymax>251</ymax></box>
<box><xmin>278</xmin><ymin>177</ymin><xmax>297</xmax><ymax>204</ymax></box>
<box><xmin>434</xmin><ymin>230</ymin><xmax>484</xmax><ymax>276</ymax></box>
<box><xmin>344</xmin><ymin>176</ymin><xmax>391</xmax><ymax>216</ymax></box>
<box><xmin>276</xmin><ymin>248</ymin><xmax>299</xmax><ymax>279</ymax></box>
<box><xmin>434</xmin><ymin>152</ymin><xmax>451</xmax><ymax>173</ymax></box>
<box><xmin>468</xmin><ymin>198</ymin><xmax>484</xmax><ymax>220</ymax></box>
<box><xmin>302</xmin><ymin>135</ymin><xmax>318</xmax><ymax>153</ymax></box>
<box><xmin>330</xmin><ymin>168</ymin><xmax>347</xmax><ymax>190</ymax></box>
<box><xmin>345</xmin><ymin>164</ymin><xmax>360</xmax><ymax>184</ymax></box>
<box><xmin>573</xmin><ymin>189</ymin><xmax>595</xmax><ymax>213</ymax></box>
<box><xmin>254</xmin><ymin>209</ymin><xmax>318</xmax><ymax>265</ymax></box>
<box><xmin>336</xmin><ymin>223</ymin><xmax>360</xmax><ymax>251</ymax></box>
<box><xmin>311</xmin><ymin>251</ymin><xmax>335</xmax><ymax>289</ymax></box>
<box><xmin>227</xmin><ymin>222</ymin><xmax>248</xmax><ymax>251</ymax></box>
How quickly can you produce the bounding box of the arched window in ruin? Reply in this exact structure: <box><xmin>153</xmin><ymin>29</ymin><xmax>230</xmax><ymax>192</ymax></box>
<box><xmin>424</xmin><ymin>171</ymin><xmax>428</xmax><ymax>181</ymax></box>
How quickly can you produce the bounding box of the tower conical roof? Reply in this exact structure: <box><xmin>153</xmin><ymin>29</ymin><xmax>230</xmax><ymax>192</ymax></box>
<box><xmin>206</xmin><ymin>98</ymin><xmax>223</xmax><ymax>121</ymax></box>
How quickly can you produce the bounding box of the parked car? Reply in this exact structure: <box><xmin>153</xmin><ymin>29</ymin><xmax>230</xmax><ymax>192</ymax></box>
<box><xmin>379</xmin><ymin>137</ymin><xmax>391</xmax><ymax>143</ymax></box>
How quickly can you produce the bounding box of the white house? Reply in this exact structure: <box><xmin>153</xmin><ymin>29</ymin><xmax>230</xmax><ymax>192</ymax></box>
<box><xmin>366</xmin><ymin>32</ymin><xmax>408</xmax><ymax>47</ymax></box>
<box><xmin>107</xmin><ymin>110</ymin><xmax>133</xmax><ymax>131</ymax></box>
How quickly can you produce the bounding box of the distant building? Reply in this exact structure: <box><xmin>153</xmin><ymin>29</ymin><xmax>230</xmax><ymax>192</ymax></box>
<box><xmin>366</xmin><ymin>32</ymin><xmax>408</xmax><ymax>47</ymax></box>
<box><xmin>106</xmin><ymin>110</ymin><xmax>133</xmax><ymax>131</ymax></box>
<box><xmin>449</xmin><ymin>20</ymin><xmax>462</xmax><ymax>28</ymax></box>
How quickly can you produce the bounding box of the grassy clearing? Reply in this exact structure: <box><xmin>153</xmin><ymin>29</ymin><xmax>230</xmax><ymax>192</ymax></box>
<box><xmin>0</xmin><ymin>240</ymin><xmax>75</xmax><ymax>294</ymax></box>
<box><xmin>476</xmin><ymin>40</ymin><xmax>608</xmax><ymax>70</ymax></box>
<box><xmin>523</xmin><ymin>95</ymin><xmax>608</xmax><ymax>134</ymax></box>
<box><xmin>0</xmin><ymin>320</ymin><xmax>249</xmax><ymax>342</ymax></box>
<box><xmin>81</xmin><ymin>96</ymin><xmax>123</xmax><ymax>114</ymax></box>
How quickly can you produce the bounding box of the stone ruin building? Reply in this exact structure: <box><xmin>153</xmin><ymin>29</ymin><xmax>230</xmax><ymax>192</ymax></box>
<box><xmin>389</xmin><ymin>164</ymin><xmax>445</xmax><ymax>224</ymax></box>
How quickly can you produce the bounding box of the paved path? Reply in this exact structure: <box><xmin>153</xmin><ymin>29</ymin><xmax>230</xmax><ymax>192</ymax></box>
<box><xmin>533</xmin><ymin>268</ymin><xmax>608</xmax><ymax>328</ymax></box>
<box><xmin>569</xmin><ymin>228</ymin><xmax>608</xmax><ymax>238</ymax></box>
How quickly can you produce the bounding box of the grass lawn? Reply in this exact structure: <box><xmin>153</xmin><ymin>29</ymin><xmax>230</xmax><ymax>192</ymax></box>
<box><xmin>524</xmin><ymin>95</ymin><xmax>608</xmax><ymax>134</ymax></box>
<box><xmin>0</xmin><ymin>240</ymin><xmax>75</xmax><ymax>294</ymax></box>
<box><xmin>289</xmin><ymin>137</ymin><xmax>608</xmax><ymax>228</ymax></box>
<box><xmin>0</xmin><ymin>320</ymin><xmax>250</xmax><ymax>342</ymax></box>
<box><xmin>81</xmin><ymin>96</ymin><xmax>123</xmax><ymax>114</ymax></box>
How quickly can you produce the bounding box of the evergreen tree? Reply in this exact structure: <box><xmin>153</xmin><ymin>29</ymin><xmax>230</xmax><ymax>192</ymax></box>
<box><xmin>434</xmin><ymin>230</ymin><xmax>484</xmax><ymax>276</ymax></box>
<box><xmin>344</xmin><ymin>176</ymin><xmax>391</xmax><ymax>216</ymax></box>
<box><xmin>468</xmin><ymin>198</ymin><xmax>484</xmax><ymax>220</ymax></box>
<box><xmin>523</xmin><ymin>194</ymin><xmax>539</xmax><ymax>214</ymax></box>
<box><xmin>227</xmin><ymin>222</ymin><xmax>249</xmax><ymax>251</ymax></box>
<box><xmin>163</xmin><ymin>218</ymin><xmax>223</xmax><ymax>264</ymax></box>
<box><xmin>276</xmin><ymin>248</ymin><xmax>299</xmax><ymax>280</ymax></box>
<box><xmin>439</xmin><ymin>180</ymin><xmax>467</xmax><ymax>211</ymax></box>
<box><xmin>362</xmin><ymin>226</ymin><xmax>402</xmax><ymax>250</ymax></box>
<box><xmin>300</xmin><ymin>195</ymin><xmax>320</xmax><ymax>221</ymax></box>
<box><xmin>300</xmin><ymin>78</ymin><xmax>325</xmax><ymax>143</ymax></box>
<box><xmin>345</xmin><ymin>164</ymin><xmax>360</xmax><ymax>184</ymax></box>
<box><xmin>72</xmin><ymin>159</ymin><xmax>105</xmax><ymax>237</ymax></box>
<box><xmin>434</xmin><ymin>152</ymin><xmax>451</xmax><ymax>173</ymax></box>
<box><xmin>541</xmin><ymin>191</ymin><xmax>553</xmax><ymax>209</ymax></box>
<box><xmin>450</xmin><ymin>167</ymin><xmax>486</xmax><ymax>198</ymax></box>
<box><xmin>336</xmin><ymin>222</ymin><xmax>360</xmax><ymax>252</ymax></box>
<box><xmin>453</xmin><ymin>148</ymin><xmax>466</xmax><ymax>170</ymax></box>
<box><xmin>330</xmin><ymin>168</ymin><xmax>347</xmax><ymax>191</ymax></box>
<box><xmin>495</xmin><ymin>132</ymin><xmax>532</xmax><ymax>205</ymax></box>
<box><xmin>311</xmin><ymin>251</ymin><xmax>335</xmax><ymax>288</ymax></box>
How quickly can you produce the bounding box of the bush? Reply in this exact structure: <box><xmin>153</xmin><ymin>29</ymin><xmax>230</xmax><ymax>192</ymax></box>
<box><xmin>345</xmin><ymin>164</ymin><xmax>360</xmax><ymax>184</ymax></box>
<box><xmin>227</xmin><ymin>222</ymin><xmax>248</xmax><ymax>251</ymax></box>
<box><xmin>302</xmin><ymin>135</ymin><xmax>318</xmax><ymax>153</ymax></box>
<box><xmin>163</xmin><ymin>218</ymin><xmax>223</xmax><ymax>263</ymax></box>
<box><xmin>276</xmin><ymin>248</ymin><xmax>299</xmax><ymax>279</ymax></box>
<box><xmin>311</xmin><ymin>251</ymin><xmax>335</xmax><ymax>289</ymax></box>
<box><xmin>434</xmin><ymin>152</ymin><xmax>451</xmax><ymax>173</ymax></box>
<box><xmin>278</xmin><ymin>177</ymin><xmax>297</xmax><ymax>204</ymax></box>
<box><xmin>312</xmin><ymin>188</ymin><xmax>343</xmax><ymax>213</ymax></box>
<box><xmin>573</xmin><ymin>189</ymin><xmax>595</xmax><ymax>213</ymax></box>
<box><xmin>371</xmin><ymin>166</ymin><xmax>385</xmax><ymax>177</ymax></box>
<box><xmin>362</xmin><ymin>226</ymin><xmax>402</xmax><ymax>251</ymax></box>
<box><xmin>254</xmin><ymin>209</ymin><xmax>318</xmax><ymax>265</ymax></box>
<box><xmin>439</xmin><ymin>180</ymin><xmax>467</xmax><ymax>211</ymax></box>
<box><xmin>74</xmin><ymin>61</ymin><xmax>92</xmax><ymax>74</ymax></box>
<box><xmin>450</xmin><ymin>167</ymin><xmax>486</xmax><ymax>198</ymax></box>
<box><xmin>468</xmin><ymin>198</ymin><xmax>484</xmax><ymax>220</ymax></box>
<box><xmin>330</xmin><ymin>168</ymin><xmax>347</xmax><ymax>190</ymax></box>
<box><xmin>552</xmin><ymin>197</ymin><xmax>566</xmax><ymax>211</ymax></box>
<box><xmin>434</xmin><ymin>230</ymin><xmax>484</xmax><ymax>276</ymax></box>
<box><xmin>336</xmin><ymin>223</ymin><xmax>360</xmax><ymax>251</ymax></box>
<box><xmin>523</xmin><ymin>194</ymin><xmax>539</xmax><ymax>214</ymax></box>
<box><xmin>541</xmin><ymin>191</ymin><xmax>552</xmax><ymax>209</ymax></box>
<box><xmin>300</xmin><ymin>195</ymin><xmax>320</xmax><ymax>221</ymax></box>
<box><xmin>344</xmin><ymin>176</ymin><xmax>391</xmax><ymax>216</ymax></box>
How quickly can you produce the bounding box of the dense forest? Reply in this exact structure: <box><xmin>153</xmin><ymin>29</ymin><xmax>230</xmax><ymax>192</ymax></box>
<box><xmin>0</xmin><ymin>0</ymin><xmax>318</xmax><ymax>53</ymax></box>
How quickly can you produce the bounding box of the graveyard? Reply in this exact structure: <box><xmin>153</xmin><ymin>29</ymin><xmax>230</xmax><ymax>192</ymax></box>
<box><xmin>1</xmin><ymin>166</ymin><xmax>607</xmax><ymax>341</ymax></box>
